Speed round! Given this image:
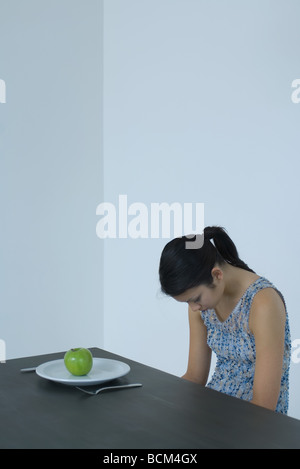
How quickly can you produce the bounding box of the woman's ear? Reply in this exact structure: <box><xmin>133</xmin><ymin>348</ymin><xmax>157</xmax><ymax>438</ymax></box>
<box><xmin>211</xmin><ymin>266</ymin><xmax>223</xmax><ymax>282</ymax></box>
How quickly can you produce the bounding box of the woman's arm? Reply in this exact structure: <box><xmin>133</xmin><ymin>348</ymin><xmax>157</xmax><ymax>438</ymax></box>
<box><xmin>249</xmin><ymin>288</ymin><xmax>286</xmax><ymax>411</ymax></box>
<box><xmin>182</xmin><ymin>306</ymin><xmax>212</xmax><ymax>385</ymax></box>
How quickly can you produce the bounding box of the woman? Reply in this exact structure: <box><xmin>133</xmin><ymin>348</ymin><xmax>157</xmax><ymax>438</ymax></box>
<box><xmin>159</xmin><ymin>226</ymin><xmax>291</xmax><ymax>414</ymax></box>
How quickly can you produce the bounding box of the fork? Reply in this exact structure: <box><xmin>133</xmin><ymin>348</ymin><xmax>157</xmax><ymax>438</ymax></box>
<box><xmin>76</xmin><ymin>383</ymin><xmax>142</xmax><ymax>395</ymax></box>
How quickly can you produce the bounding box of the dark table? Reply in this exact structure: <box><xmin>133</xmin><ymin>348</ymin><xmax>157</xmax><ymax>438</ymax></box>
<box><xmin>0</xmin><ymin>347</ymin><xmax>299</xmax><ymax>449</ymax></box>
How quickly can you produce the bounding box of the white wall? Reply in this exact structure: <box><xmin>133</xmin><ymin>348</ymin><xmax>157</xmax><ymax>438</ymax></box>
<box><xmin>103</xmin><ymin>0</ymin><xmax>300</xmax><ymax>419</ymax></box>
<box><xmin>0</xmin><ymin>1</ymin><xmax>103</xmax><ymax>358</ymax></box>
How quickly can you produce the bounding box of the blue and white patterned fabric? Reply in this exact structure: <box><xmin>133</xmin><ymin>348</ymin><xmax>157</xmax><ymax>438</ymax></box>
<box><xmin>200</xmin><ymin>277</ymin><xmax>291</xmax><ymax>414</ymax></box>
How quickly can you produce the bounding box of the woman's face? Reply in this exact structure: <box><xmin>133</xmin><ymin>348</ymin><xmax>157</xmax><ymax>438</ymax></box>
<box><xmin>173</xmin><ymin>269</ymin><xmax>224</xmax><ymax>312</ymax></box>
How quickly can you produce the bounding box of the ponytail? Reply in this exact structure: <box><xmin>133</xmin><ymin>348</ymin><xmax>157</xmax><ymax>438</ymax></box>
<box><xmin>159</xmin><ymin>226</ymin><xmax>255</xmax><ymax>296</ymax></box>
<box><xmin>204</xmin><ymin>226</ymin><xmax>254</xmax><ymax>273</ymax></box>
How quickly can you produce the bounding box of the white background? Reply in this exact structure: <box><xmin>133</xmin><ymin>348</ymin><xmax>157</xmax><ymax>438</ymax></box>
<box><xmin>1</xmin><ymin>0</ymin><xmax>300</xmax><ymax>420</ymax></box>
<box><xmin>0</xmin><ymin>1</ymin><xmax>103</xmax><ymax>358</ymax></box>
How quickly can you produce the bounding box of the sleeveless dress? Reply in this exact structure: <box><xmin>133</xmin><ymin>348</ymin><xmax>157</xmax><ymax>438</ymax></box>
<box><xmin>200</xmin><ymin>276</ymin><xmax>291</xmax><ymax>414</ymax></box>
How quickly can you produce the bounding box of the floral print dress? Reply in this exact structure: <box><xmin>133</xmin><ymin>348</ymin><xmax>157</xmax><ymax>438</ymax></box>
<box><xmin>200</xmin><ymin>277</ymin><xmax>291</xmax><ymax>414</ymax></box>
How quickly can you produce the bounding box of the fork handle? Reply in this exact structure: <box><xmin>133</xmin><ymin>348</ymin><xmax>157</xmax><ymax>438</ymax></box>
<box><xmin>76</xmin><ymin>383</ymin><xmax>143</xmax><ymax>395</ymax></box>
<box><xmin>104</xmin><ymin>383</ymin><xmax>142</xmax><ymax>391</ymax></box>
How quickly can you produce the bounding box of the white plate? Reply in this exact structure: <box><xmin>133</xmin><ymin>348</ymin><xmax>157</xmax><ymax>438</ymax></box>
<box><xmin>36</xmin><ymin>358</ymin><xmax>131</xmax><ymax>386</ymax></box>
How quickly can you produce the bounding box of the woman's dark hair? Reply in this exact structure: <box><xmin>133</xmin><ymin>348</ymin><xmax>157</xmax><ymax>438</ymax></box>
<box><xmin>159</xmin><ymin>226</ymin><xmax>255</xmax><ymax>296</ymax></box>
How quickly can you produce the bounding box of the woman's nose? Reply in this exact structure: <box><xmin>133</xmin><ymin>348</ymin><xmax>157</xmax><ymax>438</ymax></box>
<box><xmin>189</xmin><ymin>302</ymin><xmax>202</xmax><ymax>312</ymax></box>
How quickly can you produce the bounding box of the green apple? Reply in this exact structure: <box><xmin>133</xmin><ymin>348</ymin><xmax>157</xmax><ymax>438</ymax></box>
<box><xmin>64</xmin><ymin>348</ymin><xmax>93</xmax><ymax>376</ymax></box>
